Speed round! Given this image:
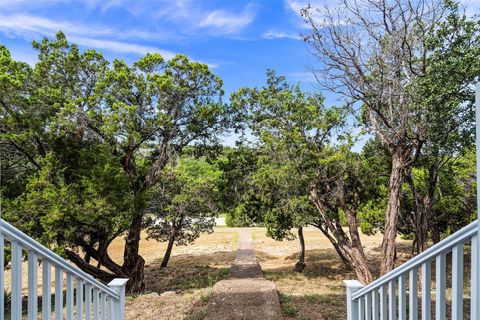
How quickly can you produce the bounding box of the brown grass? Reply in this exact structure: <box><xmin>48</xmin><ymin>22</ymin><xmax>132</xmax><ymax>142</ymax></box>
<box><xmin>125</xmin><ymin>228</ymin><xmax>239</xmax><ymax>320</ymax></box>
<box><xmin>254</xmin><ymin>227</ymin><xmax>412</xmax><ymax>320</ymax></box>
<box><xmin>7</xmin><ymin>225</ymin><xmax>474</xmax><ymax>319</ymax></box>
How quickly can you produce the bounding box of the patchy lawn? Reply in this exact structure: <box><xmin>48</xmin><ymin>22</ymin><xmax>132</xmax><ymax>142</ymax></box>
<box><xmin>253</xmin><ymin>227</ymin><xmax>412</xmax><ymax>320</ymax></box>
<box><xmin>123</xmin><ymin>228</ymin><xmax>238</xmax><ymax>320</ymax></box>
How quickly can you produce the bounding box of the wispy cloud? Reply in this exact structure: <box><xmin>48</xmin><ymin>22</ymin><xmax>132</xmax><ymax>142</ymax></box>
<box><xmin>199</xmin><ymin>5</ymin><xmax>255</xmax><ymax>35</ymax></box>
<box><xmin>288</xmin><ymin>71</ymin><xmax>317</xmax><ymax>83</ymax></box>
<box><xmin>0</xmin><ymin>14</ymin><xmax>176</xmax><ymax>57</ymax></box>
<box><xmin>155</xmin><ymin>1</ymin><xmax>257</xmax><ymax>36</ymax></box>
<box><xmin>69</xmin><ymin>36</ymin><xmax>176</xmax><ymax>59</ymax></box>
<box><xmin>262</xmin><ymin>29</ymin><xmax>301</xmax><ymax>40</ymax></box>
<box><xmin>0</xmin><ymin>14</ymin><xmax>173</xmax><ymax>42</ymax></box>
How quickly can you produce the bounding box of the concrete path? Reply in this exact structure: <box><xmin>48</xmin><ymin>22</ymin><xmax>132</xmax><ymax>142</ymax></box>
<box><xmin>204</xmin><ymin>229</ymin><xmax>283</xmax><ymax>320</ymax></box>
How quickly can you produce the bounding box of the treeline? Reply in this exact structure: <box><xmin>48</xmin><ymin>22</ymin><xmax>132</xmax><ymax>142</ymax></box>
<box><xmin>1</xmin><ymin>0</ymin><xmax>480</xmax><ymax>292</ymax></box>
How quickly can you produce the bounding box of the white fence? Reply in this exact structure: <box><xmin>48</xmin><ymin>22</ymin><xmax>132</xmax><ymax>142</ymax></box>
<box><xmin>1</xmin><ymin>218</ymin><xmax>128</xmax><ymax>320</ymax></box>
<box><xmin>345</xmin><ymin>220</ymin><xmax>479</xmax><ymax>319</ymax></box>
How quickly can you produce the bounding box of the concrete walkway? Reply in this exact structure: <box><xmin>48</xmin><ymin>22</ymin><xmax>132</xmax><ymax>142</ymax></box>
<box><xmin>204</xmin><ymin>229</ymin><xmax>283</xmax><ymax>320</ymax></box>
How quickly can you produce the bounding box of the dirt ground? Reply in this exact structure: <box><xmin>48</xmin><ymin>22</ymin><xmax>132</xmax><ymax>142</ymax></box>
<box><xmin>3</xmin><ymin>226</ymin><xmax>417</xmax><ymax>320</ymax></box>
<box><xmin>253</xmin><ymin>227</ymin><xmax>412</xmax><ymax>320</ymax></box>
<box><xmin>125</xmin><ymin>226</ymin><xmax>414</xmax><ymax>320</ymax></box>
<box><xmin>124</xmin><ymin>228</ymin><xmax>239</xmax><ymax>320</ymax></box>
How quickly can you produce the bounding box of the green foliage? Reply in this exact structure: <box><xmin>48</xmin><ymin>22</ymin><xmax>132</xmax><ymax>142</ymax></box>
<box><xmin>0</xmin><ymin>32</ymin><xmax>231</xmax><ymax>288</ymax></box>
<box><xmin>230</xmin><ymin>70</ymin><xmax>346</xmax><ymax>238</ymax></box>
<box><xmin>145</xmin><ymin>157</ymin><xmax>222</xmax><ymax>245</ymax></box>
<box><xmin>213</xmin><ymin>145</ymin><xmax>264</xmax><ymax>227</ymax></box>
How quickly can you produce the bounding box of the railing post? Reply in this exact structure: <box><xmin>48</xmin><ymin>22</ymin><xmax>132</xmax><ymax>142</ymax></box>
<box><xmin>344</xmin><ymin>280</ymin><xmax>364</xmax><ymax>320</ymax></box>
<box><xmin>473</xmin><ymin>81</ymin><xmax>480</xmax><ymax>319</ymax></box>
<box><xmin>108</xmin><ymin>278</ymin><xmax>129</xmax><ymax>320</ymax></box>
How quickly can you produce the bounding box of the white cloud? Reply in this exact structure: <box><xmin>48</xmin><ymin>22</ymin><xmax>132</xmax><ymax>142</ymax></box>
<box><xmin>155</xmin><ymin>1</ymin><xmax>256</xmax><ymax>36</ymax></box>
<box><xmin>262</xmin><ymin>29</ymin><xmax>301</xmax><ymax>40</ymax></box>
<box><xmin>69</xmin><ymin>36</ymin><xmax>176</xmax><ymax>59</ymax></box>
<box><xmin>0</xmin><ymin>14</ymin><xmax>176</xmax><ymax>57</ymax></box>
<box><xmin>199</xmin><ymin>6</ymin><xmax>255</xmax><ymax>34</ymax></box>
<box><xmin>288</xmin><ymin>71</ymin><xmax>317</xmax><ymax>83</ymax></box>
<box><xmin>286</xmin><ymin>0</ymin><xmax>307</xmax><ymax>15</ymax></box>
<box><xmin>0</xmin><ymin>14</ymin><xmax>173</xmax><ymax>42</ymax></box>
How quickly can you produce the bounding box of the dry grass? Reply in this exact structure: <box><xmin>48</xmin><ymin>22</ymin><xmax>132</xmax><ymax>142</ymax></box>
<box><xmin>6</xmin><ymin>225</ymin><xmax>474</xmax><ymax>319</ymax></box>
<box><xmin>254</xmin><ymin>227</ymin><xmax>412</xmax><ymax>320</ymax></box>
<box><xmin>125</xmin><ymin>228</ymin><xmax>238</xmax><ymax>320</ymax></box>
<box><xmin>2</xmin><ymin>228</ymin><xmax>238</xmax><ymax>320</ymax></box>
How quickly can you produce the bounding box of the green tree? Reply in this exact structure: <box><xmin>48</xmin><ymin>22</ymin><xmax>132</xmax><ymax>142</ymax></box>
<box><xmin>145</xmin><ymin>157</ymin><xmax>221</xmax><ymax>268</ymax></box>
<box><xmin>215</xmin><ymin>145</ymin><xmax>263</xmax><ymax>227</ymax></box>
<box><xmin>232</xmin><ymin>71</ymin><xmax>375</xmax><ymax>283</ymax></box>
<box><xmin>405</xmin><ymin>2</ymin><xmax>480</xmax><ymax>253</ymax></box>
<box><xmin>303</xmin><ymin>0</ymin><xmax>480</xmax><ymax>273</ymax></box>
<box><xmin>1</xmin><ymin>33</ymin><xmax>231</xmax><ymax>292</ymax></box>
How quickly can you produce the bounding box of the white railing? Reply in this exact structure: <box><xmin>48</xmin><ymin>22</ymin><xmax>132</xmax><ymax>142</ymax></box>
<box><xmin>345</xmin><ymin>220</ymin><xmax>480</xmax><ymax>319</ymax></box>
<box><xmin>345</xmin><ymin>82</ymin><xmax>480</xmax><ymax>320</ymax></box>
<box><xmin>1</xmin><ymin>218</ymin><xmax>128</xmax><ymax>320</ymax></box>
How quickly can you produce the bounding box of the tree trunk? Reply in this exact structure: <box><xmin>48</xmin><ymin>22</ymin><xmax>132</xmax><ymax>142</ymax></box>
<box><xmin>405</xmin><ymin>169</ymin><xmax>421</xmax><ymax>255</ymax></box>
<box><xmin>160</xmin><ymin>228</ymin><xmax>177</xmax><ymax>269</ymax></box>
<box><xmin>310</xmin><ymin>180</ymin><xmax>373</xmax><ymax>283</ymax></box>
<box><xmin>316</xmin><ymin>225</ymin><xmax>353</xmax><ymax>270</ymax></box>
<box><xmin>420</xmin><ymin>164</ymin><xmax>439</xmax><ymax>250</ymax></box>
<box><xmin>122</xmin><ymin>214</ymin><xmax>145</xmax><ymax>293</ymax></box>
<box><xmin>380</xmin><ymin>150</ymin><xmax>405</xmax><ymax>275</ymax></box>
<box><xmin>294</xmin><ymin>227</ymin><xmax>306</xmax><ymax>272</ymax></box>
<box><xmin>408</xmin><ymin>163</ymin><xmax>440</xmax><ymax>255</ymax></box>
<box><xmin>345</xmin><ymin>209</ymin><xmax>373</xmax><ymax>284</ymax></box>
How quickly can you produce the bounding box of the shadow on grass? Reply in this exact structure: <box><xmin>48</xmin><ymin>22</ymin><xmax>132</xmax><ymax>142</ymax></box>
<box><xmin>258</xmin><ymin>248</ymin><xmax>357</xmax><ymax>282</ymax></box>
<box><xmin>278</xmin><ymin>292</ymin><xmax>347</xmax><ymax>320</ymax></box>
<box><xmin>143</xmin><ymin>250</ymin><xmax>235</xmax><ymax>294</ymax></box>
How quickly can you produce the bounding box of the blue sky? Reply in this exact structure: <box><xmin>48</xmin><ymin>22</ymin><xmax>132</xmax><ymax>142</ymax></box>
<box><xmin>0</xmin><ymin>0</ymin><xmax>325</xmax><ymax>100</ymax></box>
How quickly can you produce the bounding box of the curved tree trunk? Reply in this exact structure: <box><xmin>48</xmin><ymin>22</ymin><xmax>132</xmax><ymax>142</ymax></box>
<box><xmin>380</xmin><ymin>150</ymin><xmax>405</xmax><ymax>275</ymax></box>
<box><xmin>316</xmin><ymin>225</ymin><xmax>353</xmax><ymax>270</ymax></box>
<box><xmin>294</xmin><ymin>227</ymin><xmax>306</xmax><ymax>272</ymax></box>
<box><xmin>160</xmin><ymin>228</ymin><xmax>177</xmax><ymax>268</ymax></box>
<box><xmin>122</xmin><ymin>214</ymin><xmax>146</xmax><ymax>293</ymax></box>
<box><xmin>345</xmin><ymin>209</ymin><xmax>373</xmax><ymax>284</ymax></box>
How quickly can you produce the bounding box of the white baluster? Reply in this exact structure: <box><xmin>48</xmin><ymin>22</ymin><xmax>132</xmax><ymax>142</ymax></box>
<box><xmin>28</xmin><ymin>251</ymin><xmax>38</xmax><ymax>320</ymax></box>
<box><xmin>372</xmin><ymin>289</ymin><xmax>378</xmax><ymax>320</ymax></box>
<box><xmin>398</xmin><ymin>274</ymin><xmax>406</xmax><ymax>320</ymax></box>
<box><xmin>452</xmin><ymin>244</ymin><xmax>464</xmax><ymax>319</ymax></box>
<box><xmin>86</xmin><ymin>284</ymin><xmax>92</xmax><ymax>320</ymax></box>
<box><xmin>55</xmin><ymin>267</ymin><xmax>63</xmax><ymax>320</ymax></box>
<box><xmin>409</xmin><ymin>268</ymin><xmax>418</xmax><ymax>320</ymax></box>
<box><xmin>388</xmin><ymin>280</ymin><xmax>396</xmax><ymax>320</ymax></box>
<box><xmin>108</xmin><ymin>295</ymin><xmax>114</xmax><ymax>320</ymax></box>
<box><xmin>421</xmin><ymin>261</ymin><xmax>431</xmax><ymax>320</ymax></box>
<box><xmin>76</xmin><ymin>279</ymin><xmax>84</xmax><ymax>320</ymax></box>
<box><xmin>66</xmin><ymin>273</ymin><xmax>74</xmax><ymax>320</ymax></box>
<box><xmin>359</xmin><ymin>294</ymin><xmax>365</xmax><ymax>320</ymax></box>
<box><xmin>365</xmin><ymin>292</ymin><xmax>371</xmax><ymax>320</ymax></box>
<box><xmin>94</xmin><ymin>288</ymin><xmax>100</xmax><ymax>320</ymax></box>
<box><xmin>435</xmin><ymin>253</ymin><xmax>446</xmax><ymax>320</ymax></box>
<box><xmin>380</xmin><ymin>285</ymin><xmax>387</xmax><ymax>319</ymax></box>
<box><xmin>11</xmin><ymin>241</ymin><xmax>23</xmax><ymax>320</ymax></box>
<box><xmin>42</xmin><ymin>260</ymin><xmax>52</xmax><ymax>320</ymax></box>
<box><xmin>471</xmin><ymin>234</ymin><xmax>479</xmax><ymax>319</ymax></box>
<box><xmin>101</xmin><ymin>293</ymin><xmax>107</xmax><ymax>320</ymax></box>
